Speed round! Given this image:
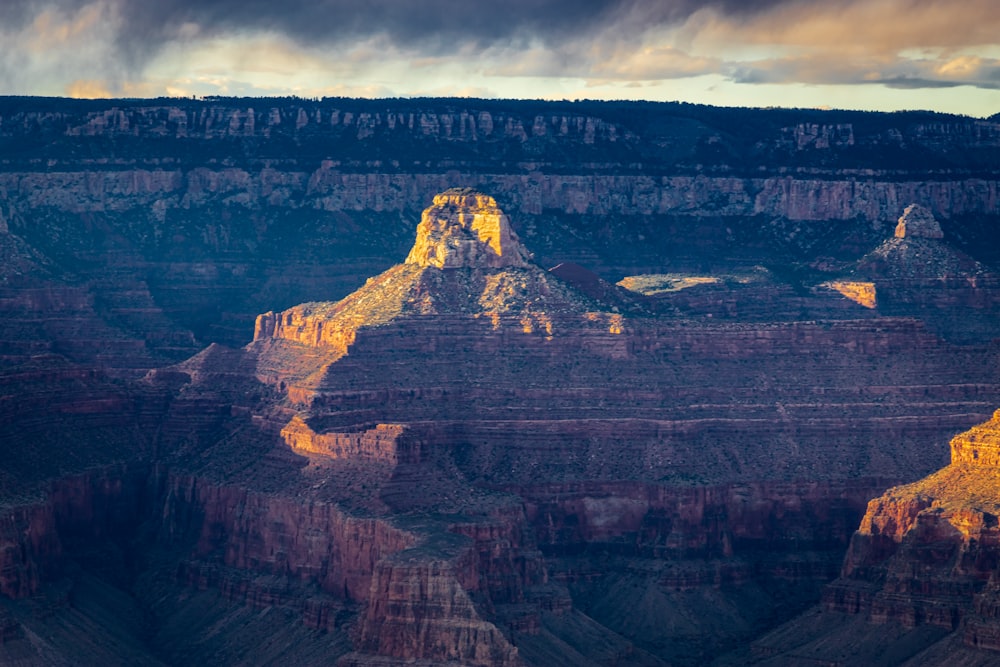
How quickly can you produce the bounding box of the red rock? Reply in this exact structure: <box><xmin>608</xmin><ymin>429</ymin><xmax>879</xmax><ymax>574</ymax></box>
<box><xmin>352</xmin><ymin>557</ymin><xmax>521</xmax><ymax>666</ymax></box>
<box><xmin>823</xmin><ymin>410</ymin><xmax>1000</xmax><ymax>648</ymax></box>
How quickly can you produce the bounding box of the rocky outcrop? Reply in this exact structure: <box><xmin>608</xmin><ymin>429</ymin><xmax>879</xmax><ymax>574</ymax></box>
<box><xmin>839</xmin><ymin>203</ymin><xmax>1000</xmax><ymax>344</ymax></box>
<box><xmin>281</xmin><ymin>418</ymin><xmax>415</xmax><ymax>464</ymax></box>
<box><xmin>825</xmin><ymin>280</ymin><xmax>877</xmax><ymax>308</ymax></box>
<box><xmin>405</xmin><ymin>188</ymin><xmax>531</xmax><ymax>269</ymax></box>
<box><xmin>820</xmin><ymin>410</ymin><xmax>1000</xmax><ymax>650</ymax></box>
<box><xmin>895</xmin><ymin>203</ymin><xmax>945</xmax><ymax>239</ymax></box>
<box><xmin>855</xmin><ymin>203</ymin><xmax>988</xmax><ymax>280</ymax></box>
<box><xmin>950</xmin><ymin>409</ymin><xmax>1000</xmax><ymax>466</ymax></box>
<box><xmin>743</xmin><ymin>412</ymin><xmax>1000</xmax><ymax>665</ymax></box>
<box><xmin>349</xmin><ymin>556</ymin><xmax>522</xmax><ymax>667</ymax></box>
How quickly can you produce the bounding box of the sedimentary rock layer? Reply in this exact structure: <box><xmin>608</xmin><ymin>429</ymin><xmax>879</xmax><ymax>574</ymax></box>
<box><xmin>780</xmin><ymin>411</ymin><xmax>1000</xmax><ymax>659</ymax></box>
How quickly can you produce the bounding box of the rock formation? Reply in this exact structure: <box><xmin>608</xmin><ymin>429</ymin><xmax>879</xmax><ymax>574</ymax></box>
<box><xmin>895</xmin><ymin>203</ymin><xmax>945</xmax><ymax>239</ymax></box>
<box><xmin>1</xmin><ymin>98</ymin><xmax>1000</xmax><ymax>355</ymax></box>
<box><xmin>856</xmin><ymin>203</ymin><xmax>987</xmax><ymax>281</ymax></box>
<box><xmin>830</xmin><ymin>415</ymin><xmax>1000</xmax><ymax>630</ymax></box>
<box><xmin>2</xmin><ymin>96</ymin><xmax>1000</xmax><ymax>666</ymax></box>
<box><xmin>405</xmin><ymin>188</ymin><xmax>531</xmax><ymax>269</ymax></box>
<box><xmin>742</xmin><ymin>411</ymin><xmax>1000</xmax><ymax>665</ymax></box>
<box><xmin>155</xmin><ymin>194</ymin><xmax>1000</xmax><ymax>664</ymax></box>
<box><xmin>249</xmin><ymin>188</ymin><xmax>620</xmax><ymax>403</ymax></box>
<box><xmin>845</xmin><ymin>203</ymin><xmax>1000</xmax><ymax>342</ymax></box>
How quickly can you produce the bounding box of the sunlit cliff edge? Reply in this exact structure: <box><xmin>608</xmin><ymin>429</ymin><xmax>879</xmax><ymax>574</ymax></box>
<box><xmin>744</xmin><ymin>410</ymin><xmax>1000</xmax><ymax>664</ymax></box>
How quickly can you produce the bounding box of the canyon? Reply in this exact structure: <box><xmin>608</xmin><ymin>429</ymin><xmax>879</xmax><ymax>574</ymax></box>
<box><xmin>1</xmin><ymin>97</ymin><xmax>1000</xmax><ymax>665</ymax></box>
<box><xmin>739</xmin><ymin>410</ymin><xmax>1000</xmax><ymax>666</ymax></box>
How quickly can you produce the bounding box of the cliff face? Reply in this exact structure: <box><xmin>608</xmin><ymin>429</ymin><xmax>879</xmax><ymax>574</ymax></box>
<box><xmin>9</xmin><ymin>166</ymin><xmax>1000</xmax><ymax>224</ymax></box>
<box><xmin>159</xmin><ymin>474</ymin><xmax>419</xmax><ymax>602</ymax></box>
<box><xmin>0</xmin><ymin>465</ymin><xmax>157</xmax><ymax>600</ymax></box>
<box><xmin>825</xmin><ymin>411</ymin><xmax>1000</xmax><ymax>635</ymax></box>
<box><xmin>745</xmin><ymin>412</ymin><xmax>1000</xmax><ymax>665</ymax></box>
<box><xmin>350</xmin><ymin>556</ymin><xmax>523</xmax><ymax>667</ymax></box>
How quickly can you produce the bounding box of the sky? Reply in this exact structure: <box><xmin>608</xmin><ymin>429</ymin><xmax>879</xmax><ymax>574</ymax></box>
<box><xmin>2</xmin><ymin>0</ymin><xmax>999</xmax><ymax>117</ymax></box>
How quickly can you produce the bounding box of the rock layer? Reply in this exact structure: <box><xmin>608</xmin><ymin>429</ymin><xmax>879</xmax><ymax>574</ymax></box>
<box><xmin>950</xmin><ymin>409</ymin><xmax>1000</xmax><ymax>466</ymax></box>
<box><xmin>771</xmin><ymin>411</ymin><xmax>1000</xmax><ymax>659</ymax></box>
<box><xmin>2</xmin><ymin>98</ymin><xmax>1000</xmax><ymax>355</ymax></box>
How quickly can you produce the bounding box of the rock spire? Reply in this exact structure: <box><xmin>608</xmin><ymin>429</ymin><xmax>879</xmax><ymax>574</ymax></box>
<box><xmin>894</xmin><ymin>203</ymin><xmax>944</xmax><ymax>239</ymax></box>
<box><xmin>404</xmin><ymin>188</ymin><xmax>531</xmax><ymax>269</ymax></box>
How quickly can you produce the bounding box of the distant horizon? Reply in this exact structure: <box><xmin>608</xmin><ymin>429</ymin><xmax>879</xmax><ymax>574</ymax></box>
<box><xmin>0</xmin><ymin>93</ymin><xmax>994</xmax><ymax>121</ymax></box>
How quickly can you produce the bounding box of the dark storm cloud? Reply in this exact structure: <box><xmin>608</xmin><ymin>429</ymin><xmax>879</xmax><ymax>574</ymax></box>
<box><xmin>115</xmin><ymin>0</ymin><xmax>794</xmax><ymax>46</ymax></box>
<box><xmin>2</xmin><ymin>0</ymin><xmax>798</xmax><ymax>59</ymax></box>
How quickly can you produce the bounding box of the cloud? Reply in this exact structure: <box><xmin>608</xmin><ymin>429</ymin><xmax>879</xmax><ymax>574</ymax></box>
<box><xmin>588</xmin><ymin>46</ymin><xmax>722</xmax><ymax>80</ymax></box>
<box><xmin>108</xmin><ymin>0</ymin><xmax>795</xmax><ymax>50</ymax></box>
<box><xmin>681</xmin><ymin>0</ymin><xmax>1000</xmax><ymax>91</ymax></box>
<box><xmin>694</xmin><ymin>0</ymin><xmax>1000</xmax><ymax>54</ymax></box>
<box><xmin>1</xmin><ymin>0</ymin><xmax>999</xmax><ymax>111</ymax></box>
<box><xmin>2</xmin><ymin>0</ymin><xmax>797</xmax><ymax>68</ymax></box>
<box><xmin>725</xmin><ymin>46</ymin><xmax>1000</xmax><ymax>91</ymax></box>
<box><xmin>874</xmin><ymin>76</ymin><xmax>1000</xmax><ymax>90</ymax></box>
<box><xmin>0</xmin><ymin>1</ymin><xmax>128</xmax><ymax>93</ymax></box>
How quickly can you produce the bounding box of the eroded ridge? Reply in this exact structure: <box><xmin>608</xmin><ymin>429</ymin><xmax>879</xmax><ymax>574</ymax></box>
<box><xmin>248</xmin><ymin>189</ymin><xmax>622</xmax><ymax>403</ymax></box>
